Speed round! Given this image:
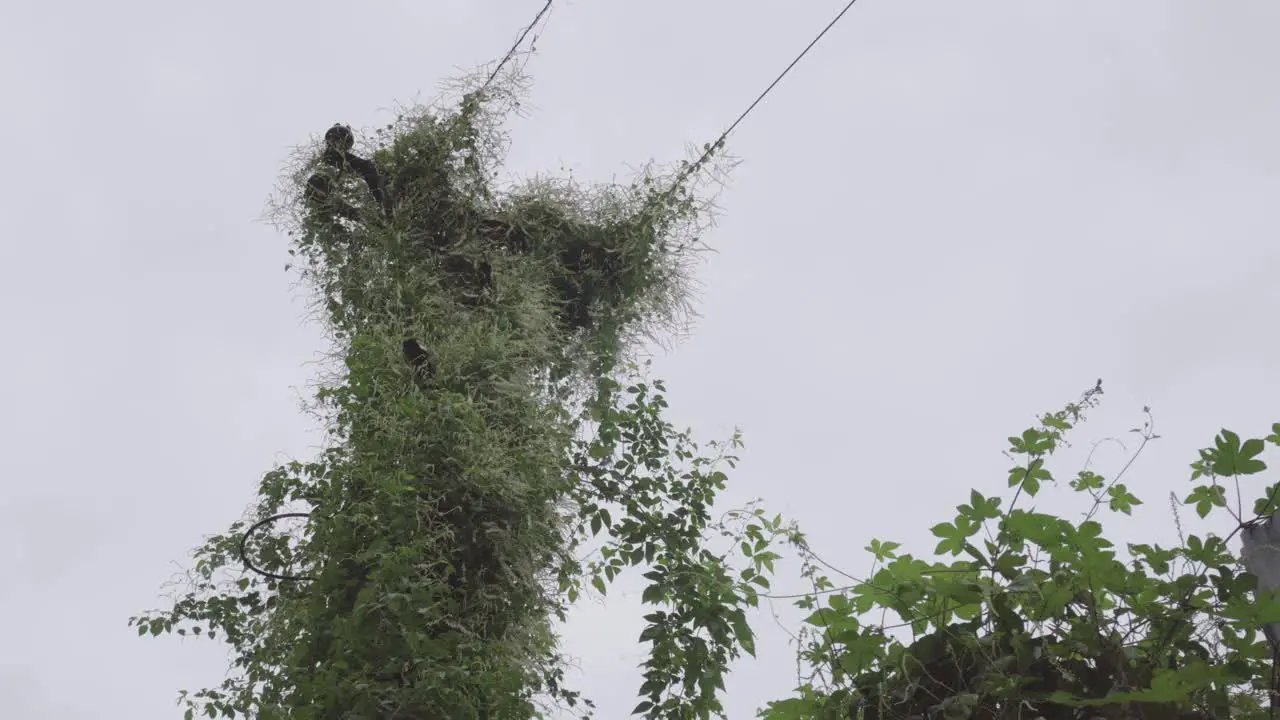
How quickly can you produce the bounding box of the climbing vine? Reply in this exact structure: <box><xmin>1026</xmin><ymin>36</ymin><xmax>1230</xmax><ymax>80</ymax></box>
<box><xmin>129</xmin><ymin>68</ymin><xmax>764</xmax><ymax>720</ymax></box>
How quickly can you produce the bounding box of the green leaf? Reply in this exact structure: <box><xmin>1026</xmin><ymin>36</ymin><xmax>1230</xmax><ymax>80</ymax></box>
<box><xmin>866</xmin><ymin>538</ymin><xmax>901</xmax><ymax>561</ymax></box>
<box><xmin>1211</xmin><ymin>430</ymin><xmax>1268</xmax><ymax>475</ymax></box>
<box><xmin>641</xmin><ymin>584</ymin><xmax>664</xmax><ymax>604</ymax></box>
<box><xmin>1106</xmin><ymin>483</ymin><xmax>1143</xmax><ymax>515</ymax></box>
<box><xmin>835</xmin><ymin>633</ymin><xmax>885</xmax><ymax>676</ymax></box>
<box><xmin>1266</xmin><ymin>423</ymin><xmax>1280</xmax><ymax>446</ymax></box>
<box><xmin>931</xmin><ymin>521</ymin><xmax>968</xmax><ymax>556</ymax></box>
<box><xmin>1184</xmin><ymin>485</ymin><xmax>1227</xmax><ymax>518</ymax></box>
<box><xmin>1256</xmin><ymin>485</ymin><xmax>1280</xmax><ymax>515</ymax></box>
<box><xmin>728</xmin><ymin>610</ymin><xmax>756</xmax><ymax>657</ymax></box>
<box><xmin>802</xmin><ymin>609</ymin><xmax>833</xmax><ymax>628</ymax></box>
<box><xmin>1071</xmin><ymin>470</ymin><xmax>1105</xmax><ymax>491</ymax></box>
<box><xmin>1023</xmin><ymin>474</ymin><xmax>1041</xmax><ymax>496</ymax></box>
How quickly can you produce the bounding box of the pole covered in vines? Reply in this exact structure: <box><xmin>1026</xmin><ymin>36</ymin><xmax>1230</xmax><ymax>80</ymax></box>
<box><xmin>131</xmin><ymin>71</ymin><xmax>730</xmax><ymax>719</ymax></box>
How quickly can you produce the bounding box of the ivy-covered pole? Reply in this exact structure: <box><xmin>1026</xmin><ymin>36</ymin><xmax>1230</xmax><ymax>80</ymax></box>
<box><xmin>130</xmin><ymin>72</ymin><xmax>750</xmax><ymax>720</ymax></box>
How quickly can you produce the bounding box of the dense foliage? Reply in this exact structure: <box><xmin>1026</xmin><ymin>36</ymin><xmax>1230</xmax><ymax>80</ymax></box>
<box><xmin>760</xmin><ymin>386</ymin><xmax>1280</xmax><ymax>720</ymax></box>
<box><xmin>130</xmin><ymin>72</ymin><xmax>765</xmax><ymax>719</ymax></box>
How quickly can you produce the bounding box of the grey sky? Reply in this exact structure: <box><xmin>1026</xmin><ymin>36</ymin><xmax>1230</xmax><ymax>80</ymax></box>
<box><xmin>2</xmin><ymin>1</ymin><xmax>1278</xmax><ymax>717</ymax></box>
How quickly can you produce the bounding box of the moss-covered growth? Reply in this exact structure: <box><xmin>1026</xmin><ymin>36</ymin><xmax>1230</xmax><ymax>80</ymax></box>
<box><xmin>134</xmin><ymin>72</ymin><xmax>727</xmax><ymax>719</ymax></box>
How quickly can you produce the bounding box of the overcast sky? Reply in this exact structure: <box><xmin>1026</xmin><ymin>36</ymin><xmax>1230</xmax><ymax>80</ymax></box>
<box><xmin>3</xmin><ymin>0</ymin><xmax>1279</xmax><ymax>718</ymax></box>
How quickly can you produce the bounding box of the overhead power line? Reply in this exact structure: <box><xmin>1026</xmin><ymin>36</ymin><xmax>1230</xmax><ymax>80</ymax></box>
<box><xmin>483</xmin><ymin>0</ymin><xmax>555</xmax><ymax>92</ymax></box>
<box><xmin>678</xmin><ymin>0</ymin><xmax>863</xmax><ymax>185</ymax></box>
<box><xmin>475</xmin><ymin>0</ymin><xmax>862</xmax><ymax>193</ymax></box>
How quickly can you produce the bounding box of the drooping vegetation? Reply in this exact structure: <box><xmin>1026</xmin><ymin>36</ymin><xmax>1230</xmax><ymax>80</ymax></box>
<box><xmin>130</xmin><ymin>70</ymin><xmax>770</xmax><ymax>720</ymax></box>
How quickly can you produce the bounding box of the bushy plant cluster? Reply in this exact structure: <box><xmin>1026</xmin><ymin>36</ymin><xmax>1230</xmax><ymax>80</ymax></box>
<box><xmin>130</xmin><ymin>72</ymin><xmax>758</xmax><ymax>720</ymax></box>
<box><xmin>760</xmin><ymin>385</ymin><xmax>1280</xmax><ymax>720</ymax></box>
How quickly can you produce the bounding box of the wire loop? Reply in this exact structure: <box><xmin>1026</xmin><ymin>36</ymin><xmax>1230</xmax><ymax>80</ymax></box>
<box><xmin>238</xmin><ymin>512</ymin><xmax>315</xmax><ymax>582</ymax></box>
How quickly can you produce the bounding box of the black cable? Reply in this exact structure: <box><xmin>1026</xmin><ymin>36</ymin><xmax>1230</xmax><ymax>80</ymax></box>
<box><xmin>476</xmin><ymin>0</ymin><xmax>859</xmax><ymax>190</ymax></box>
<box><xmin>674</xmin><ymin>0</ymin><xmax>864</xmax><ymax>188</ymax></box>
<box><xmin>482</xmin><ymin>0</ymin><xmax>554</xmax><ymax>92</ymax></box>
<box><xmin>239</xmin><ymin>512</ymin><xmax>315</xmax><ymax>582</ymax></box>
